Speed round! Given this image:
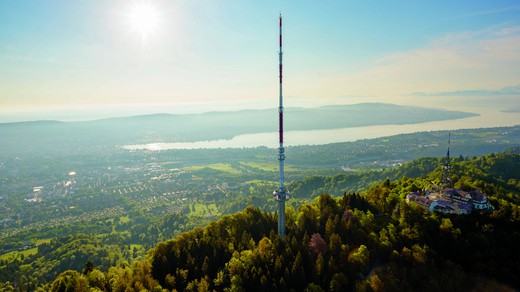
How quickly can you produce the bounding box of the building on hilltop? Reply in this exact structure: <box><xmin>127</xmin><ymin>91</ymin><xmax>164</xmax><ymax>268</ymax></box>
<box><xmin>442</xmin><ymin>188</ymin><xmax>492</xmax><ymax>211</ymax></box>
<box><xmin>406</xmin><ymin>188</ymin><xmax>490</xmax><ymax>215</ymax></box>
<box><xmin>406</xmin><ymin>192</ymin><xmax>433</xmax><ymax>210</ymax></box>
<box><xmin>406</xmin><ymin>191</ymin><xmax>472</xmax><ymax>215</ymax></box>
<box><xmin>468</xmin><ymin>189</ymin><xmax>491</xmax><ymax>210</ymax></box>
<box><xmin>406</xmin><ymin>134</ymin><xmax>493</xmax><ymax>214</ymax></box>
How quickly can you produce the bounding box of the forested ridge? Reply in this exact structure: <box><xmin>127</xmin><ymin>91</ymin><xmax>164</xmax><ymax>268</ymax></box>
<box><xmin>2</xmin><ymin>151</ymin><xmax>520</xmax><ymax>291</ymax></box>
<box><xmin>0</xmin><ymin>103</ymin><xmax>476</xmax><ymax>154</ymax></box>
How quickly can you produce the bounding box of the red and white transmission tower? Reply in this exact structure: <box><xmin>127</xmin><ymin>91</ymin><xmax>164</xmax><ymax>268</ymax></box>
<box><xmin>273</xmin><ymin>13</ymin><xmax>289</xmax><ymax>239</ymax></box>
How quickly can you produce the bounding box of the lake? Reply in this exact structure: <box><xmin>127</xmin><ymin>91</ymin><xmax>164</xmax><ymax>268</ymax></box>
<box><xmin>122</xmin><ymin>105</ymin><xmax>520</xmax><ymax>150</ymax></box>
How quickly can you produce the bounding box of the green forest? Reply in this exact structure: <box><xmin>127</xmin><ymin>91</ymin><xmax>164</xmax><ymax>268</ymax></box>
<box><xmin>2</xmin><ymin>150</ymin><xmax>519</xmax><ymax>291</ymax></box>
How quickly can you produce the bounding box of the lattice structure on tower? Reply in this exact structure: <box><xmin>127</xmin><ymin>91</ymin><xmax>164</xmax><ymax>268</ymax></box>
<box><xmin>272</xmin><ymin>14</ymin><xmax>289</xmax><ymax>239</ymax></box>
<box><xmin>441</xmin><ymin>133</ymin><xmax>453</xmax><ymax>188</ymax></box>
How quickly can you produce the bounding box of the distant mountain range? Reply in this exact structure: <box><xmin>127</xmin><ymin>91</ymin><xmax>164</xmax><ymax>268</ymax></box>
<box><xmin>412</xmin><ymin>85</ymin><xmax>520</xmax><ymax>96</ymax></box>
<box><xmin>0</xmin><ymin>103</ymin><xmax>477</xmax><ymax>154</ymax></box>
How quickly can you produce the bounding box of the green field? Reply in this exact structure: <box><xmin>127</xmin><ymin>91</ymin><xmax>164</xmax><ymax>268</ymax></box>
<box><xmin>119</xmin><ymin>216</ymin><xmax>131</xmax><ymax>224</ymax></box>
<box><xmin>188</xmin><ymin>203</ymin><xmax>221</xmax><ymax>217</ymax></box>
<box><xmin>0</xmin><ymin>247</ymin><xmax>38</xmax><ymax>262</ymax></box>
<box><xmin>35</xmin><ymin>238</ymin><xmax>51</xmax><ymax>245</ymax></box>
<box><xmin>240</xmin><ymin>161</ymin><xmax>298</xmax><ymax>172</ymax></box>
<box><xmin>0</xmin><ymin>238</ymin><xmax>52</xmax><ymax>262</ymax></box>
<box><xmin>184</xmin><ymin>163</ymin><xmax>242</xmax><ymax>175</ymax></box>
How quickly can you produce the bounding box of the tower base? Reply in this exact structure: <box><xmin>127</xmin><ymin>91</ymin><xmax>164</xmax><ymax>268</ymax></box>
<box><xmin>274</xmin><ymin>189</ymin><xmax>289</xmax><ymax>238</ymax></box>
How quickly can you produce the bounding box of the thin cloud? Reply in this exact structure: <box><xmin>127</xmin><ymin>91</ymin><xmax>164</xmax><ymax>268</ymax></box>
<box><xmin>308</xmin><ymin>25</ymin><xmax>520</xmax><ymax>98</ymax></box>
<box><xmin>453</xmin><ymin>6</ymin><xmax>520</xmax><ymax>20</ymax></box>
<box><xmin>495</xmin><ymin>25</ymin><xmax>520</xmax><ymax>36</ymax></box>
<box><xmin>269</xmin><ymin>22</ymin><xmax>520</xmax><ymax>104</ymax></box>
<box><xmin>411</xmin><ymin>85</ymin><xmax>520</xmax><ymax>97</ymax></box>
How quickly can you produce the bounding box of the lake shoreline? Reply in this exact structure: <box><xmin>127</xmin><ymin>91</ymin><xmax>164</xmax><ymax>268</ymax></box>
<box><xmin>122</xmin><ymin>109</ymin><xmax>520</xmax><ymax>150</ymax></box>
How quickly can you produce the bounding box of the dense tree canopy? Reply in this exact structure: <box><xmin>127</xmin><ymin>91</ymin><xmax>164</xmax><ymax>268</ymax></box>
<box><xmin>2</xmin><ymin>152</ymin><xmax>519</xmax><ymax>291</ymax></box>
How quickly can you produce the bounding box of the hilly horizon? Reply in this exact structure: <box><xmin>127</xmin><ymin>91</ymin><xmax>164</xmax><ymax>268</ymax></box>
<box><xmin>0</xmin><ymin>103</ymin><xmax>478</xmax><ymax>155</ymax></box>
<box><xmin>0</xmin><ymin>102</ymin><xmax>476</xmax><ymax>125</ymax></box>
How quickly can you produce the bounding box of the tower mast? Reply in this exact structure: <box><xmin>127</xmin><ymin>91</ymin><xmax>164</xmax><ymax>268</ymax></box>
<box><xmin>441</xmin><ymin>132</ymin><xmax>452</xmax><ymax>189</ymax></box>
<box><xmin>273</xmin><ymin>13</ymin><xmax>289</xmax><ymax>239</ymax></box>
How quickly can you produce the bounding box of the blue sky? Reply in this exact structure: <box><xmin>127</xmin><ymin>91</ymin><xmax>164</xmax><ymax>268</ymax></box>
<box><xmin>0</xmin><ymin>0</ymin><xmax>519</xmax><ymax>119</ymax></box>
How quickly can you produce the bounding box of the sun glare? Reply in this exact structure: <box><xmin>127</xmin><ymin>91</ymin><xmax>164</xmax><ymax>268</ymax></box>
<box><xmin>126</xmin><ymin>1</ymin><xmax>162</xmax><ymax>45</ymax></box>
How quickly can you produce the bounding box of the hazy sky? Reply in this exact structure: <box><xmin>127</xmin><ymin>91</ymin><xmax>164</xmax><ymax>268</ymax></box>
<box><xmin>1</xmin><ymin>0</ymin><xmax>519</xmax><ymax>119</ymax></box>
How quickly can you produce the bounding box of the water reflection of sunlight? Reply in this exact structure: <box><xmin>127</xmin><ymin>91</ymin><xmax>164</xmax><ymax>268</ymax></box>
<box><xmin>144</xmin><ymin>143</ymin><xmax>164</xmax><ymax>151</ymax></box>
<box><xmin>122</xmin><ymin>108</ymin><xmax>520</xmax><ymax>151</ymax></box>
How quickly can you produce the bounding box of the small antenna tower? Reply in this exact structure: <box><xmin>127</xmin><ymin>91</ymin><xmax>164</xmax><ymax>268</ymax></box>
<box><xmin>273</xmin><ymin>13</ymin><xmax>289</xmax><ymax>239</ymax></box>
<box><xmin>441</xmin><ymin>133</ymin><xmax>453</xmax><ymax>188</ymax></box>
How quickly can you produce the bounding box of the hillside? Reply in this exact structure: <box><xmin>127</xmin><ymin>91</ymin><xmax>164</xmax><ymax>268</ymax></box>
<box><xmin>0</xmin><ymin>103</ymin><xmax>476</xmax><ymax>155</ymax></box>
<box><xmin>16</xmin><ymin>151</ymin><xmax>519</xmax><ymax>291</ymax></box>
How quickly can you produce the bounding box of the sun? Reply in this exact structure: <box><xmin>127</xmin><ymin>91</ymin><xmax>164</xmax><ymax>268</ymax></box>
<box><xmin>125</xmin><ymin>1</ymin><xmax>162</xmax><ymax>45</ymax></box>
